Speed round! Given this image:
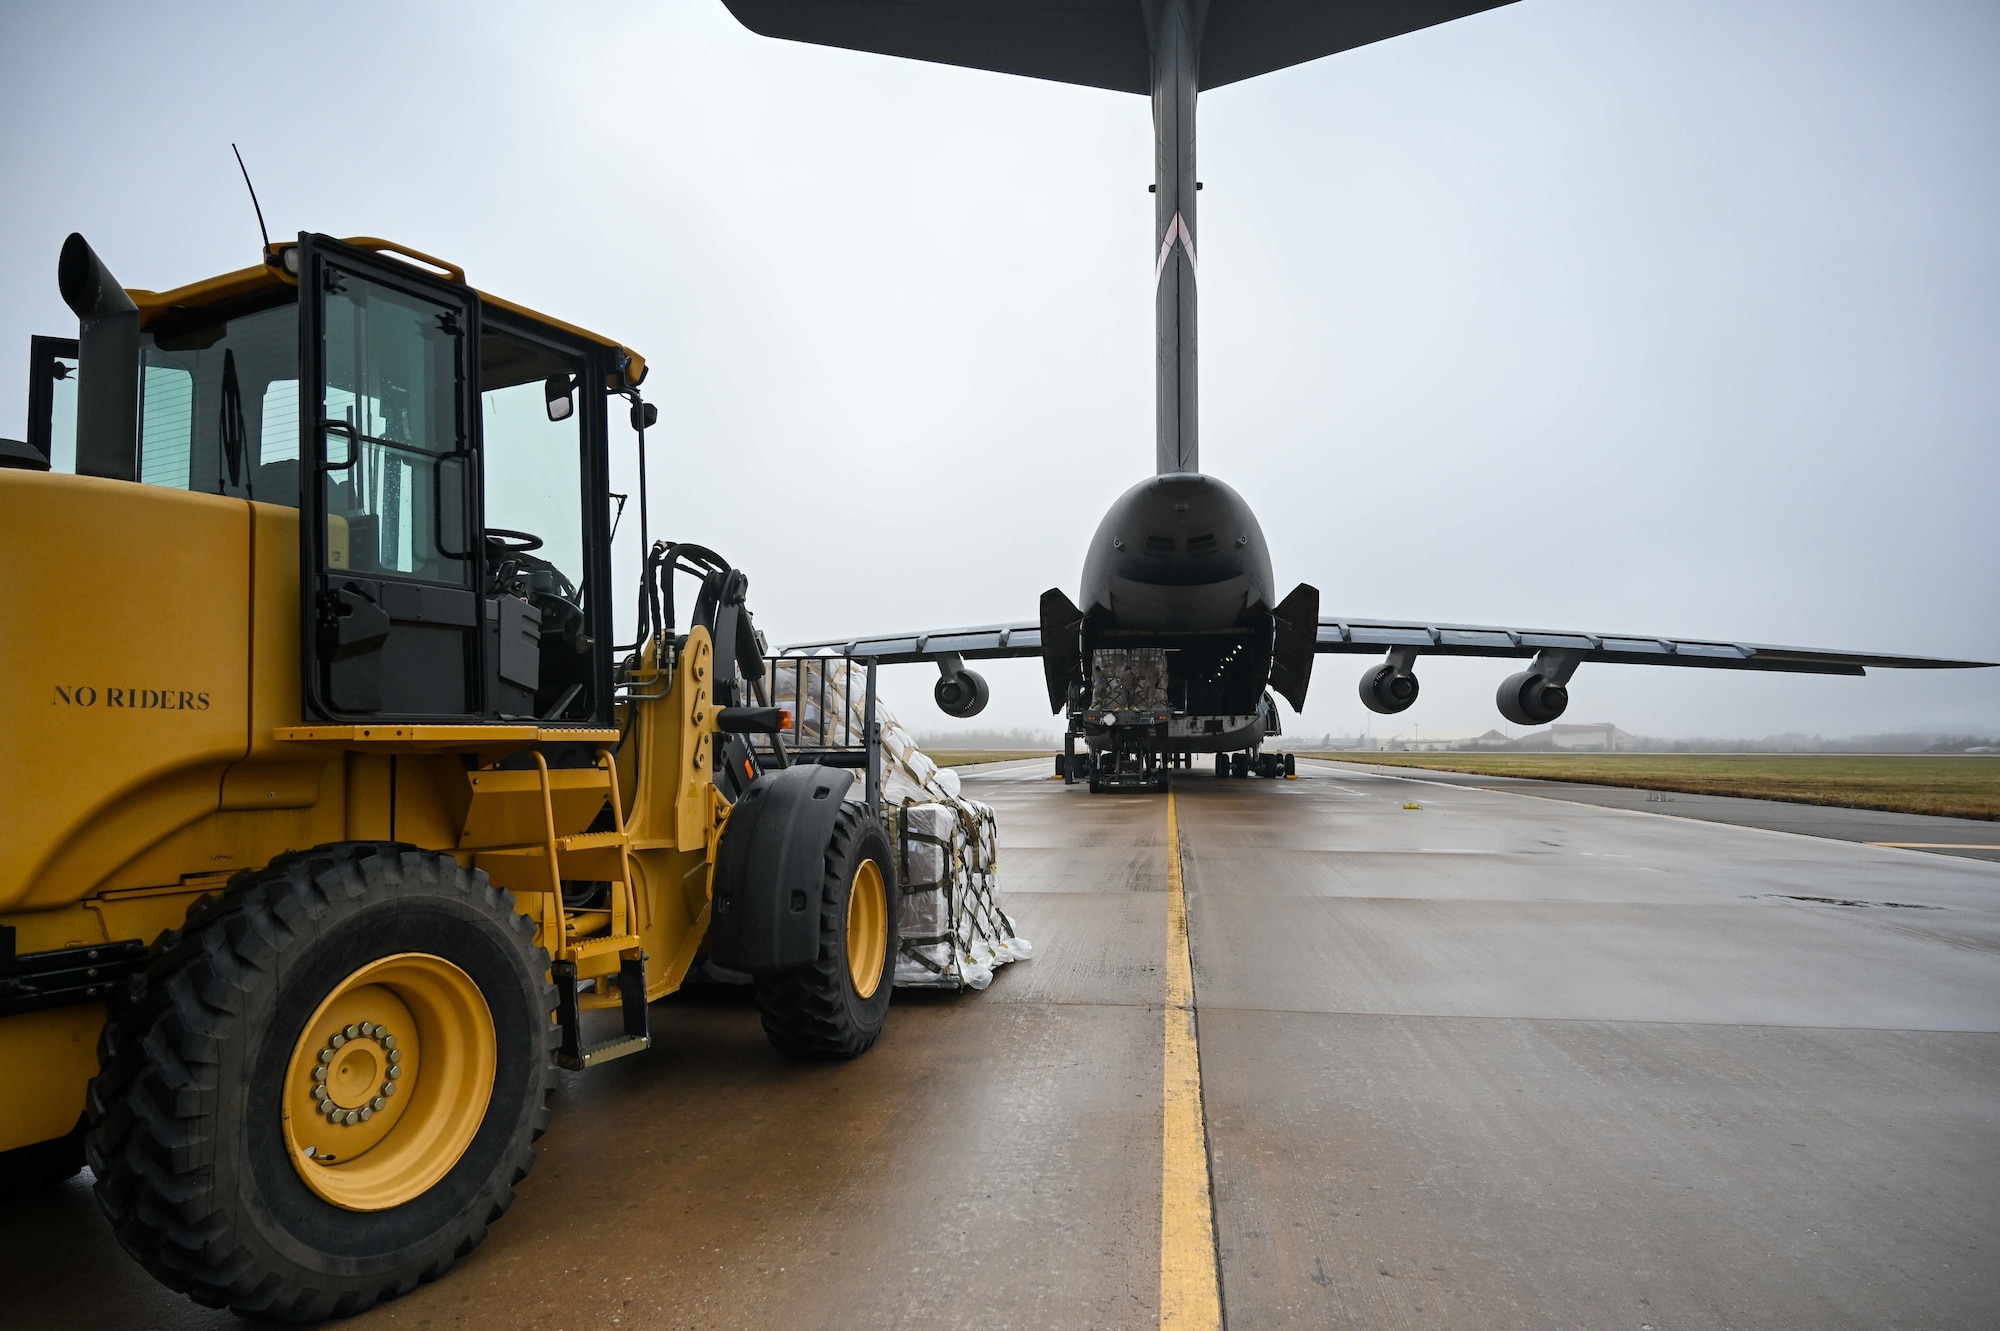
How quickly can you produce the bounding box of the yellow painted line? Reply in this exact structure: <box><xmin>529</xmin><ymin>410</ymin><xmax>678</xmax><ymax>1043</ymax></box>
<box><xmin>1161</xmin><ymin>789</ymin><xmax>1222</xmax><ymax>1331</ymax></box>
<box><xmin>1865</xmin><ymin>842</ymin><xmax>2000</xmax><ymax>850</ymax></box>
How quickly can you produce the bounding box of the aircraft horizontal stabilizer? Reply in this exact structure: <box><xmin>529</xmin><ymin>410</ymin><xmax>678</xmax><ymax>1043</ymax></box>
<box><xmin>719</xmin><ymin>0</ymin><xmax>1520</xmax><ymax>95</ymax></box>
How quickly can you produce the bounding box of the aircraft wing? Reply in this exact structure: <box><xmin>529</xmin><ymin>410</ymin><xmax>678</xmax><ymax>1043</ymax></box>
<box><xmin>719</xmin><ymin>0</ymin><xmax>1520</xmax><ymax>96</ymax></box>
<box><xmin>776</xmin><ymin>623</ymin><xmax>1043</xmax><ymax>664</ymax></box>
<box><xmin>1314</xmin><ymin>617</ymin><xmax>1993</xmax><ymax>675</ymax></box>
<box><xmin>778</xmin><ymin>614</ymin><xmax>1994</xmax><ymax>673</ymax></box>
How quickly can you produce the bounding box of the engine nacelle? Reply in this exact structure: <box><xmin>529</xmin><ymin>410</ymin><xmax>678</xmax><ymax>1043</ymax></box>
<box><xmin>1496</xmin><ymin>670</ymin><xmax>1570</xmax><ymax>726</ymax></box>
<box><xmin>1359</xmin><ymin>663</ymin><xmax>1419</xmax><ymax>715</ymax></box>
<box><xmin>934</xmin><ymin>668</ymin><xmax>990</xmax><ymax>718</ymax></box>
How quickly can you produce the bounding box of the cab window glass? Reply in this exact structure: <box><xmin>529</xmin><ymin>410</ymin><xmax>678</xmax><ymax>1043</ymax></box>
<box><xmin>480</xmin><ymin>325</ymin><xmax>591</xmax><ymax>720</ymax></box>
<box><xmin>260</xmin><ymin>379</ymin><xmax>300</xmax><ymax>465</ymax></box>
<box><xmin>138</xmin><ymin>356</ymin><xmax>192</xmax><ymax>487</ymax></box>
<box><xmin>135</xmin><ymin>300</ymin><xmax>299</xmax><ymax>502</ymax></box>
<box><xmin>40</xmin><ymin>344</ymin><xmax>79</xmax><ymax>472</ymax></box>
<box><xmin>481</xmin><ymin>338</ymin><xmax>584</xmax><ymax>592</ymax></box>
<box><xmin>321</xmin><ymin>280</ymin><xmax>468</xmax><ymax>584</ymax></box>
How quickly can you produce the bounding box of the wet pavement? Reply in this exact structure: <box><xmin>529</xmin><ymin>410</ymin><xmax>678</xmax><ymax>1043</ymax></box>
<box><xmin>3</xmin><ymin>759</ymin><xmax>1996</xmax><ymax>1328</ymax></box>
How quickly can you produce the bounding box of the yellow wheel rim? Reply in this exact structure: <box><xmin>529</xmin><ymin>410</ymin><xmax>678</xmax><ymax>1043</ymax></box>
<box><xmin>281</xmin><ymin>953</ymin><xmax>495</xmax><ymax>1212</ymax></box>
<box><xmin>846</xmin><ymin>858</ymin><xmax>888</xmax><ymax>1000</ymax></box>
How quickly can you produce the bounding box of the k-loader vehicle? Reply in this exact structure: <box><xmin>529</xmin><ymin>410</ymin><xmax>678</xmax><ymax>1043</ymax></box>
<box><xmin>0</xmin><ymin>233</ymin><xmax>900</xmax><ymax>1319</ymax></box>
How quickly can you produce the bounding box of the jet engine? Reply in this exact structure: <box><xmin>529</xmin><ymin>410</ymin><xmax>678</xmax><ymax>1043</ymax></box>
<box><xmin>1359</xmin><ymin>662</ymin><xmax>1419</xmax><ymax>714</ymax></box>
<box><xmin>935</xmin><ymin>667</ymin><xmax>991</xmax><ymax>718</ymax></box>
<box><xmin>1496</xmin><ymin>671</ymin><xmax>1569</xmax><ymax>726</ymax></box>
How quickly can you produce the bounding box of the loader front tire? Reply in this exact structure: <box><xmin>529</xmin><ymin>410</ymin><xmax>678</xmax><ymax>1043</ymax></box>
<box><xmin>86</xmin><ymin>843</ymin><xmax>555</xmax><ymax>1322</ymax></box>
<box><xmin>755</xmin><ymin>806</ymin><xmax>898</xmax><ymax>1059</ymax></box>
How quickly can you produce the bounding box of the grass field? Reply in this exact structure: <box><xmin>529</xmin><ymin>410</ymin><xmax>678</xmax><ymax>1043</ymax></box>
<box><xmin>1301</xmin><ymin>752</ymin><xmax>2000</xmax><ymax>820</ymax></box>
<box><xmin>925</xmin><ymin>750</ymin><xmax>1059</xmax><ymax>769</ymax></box>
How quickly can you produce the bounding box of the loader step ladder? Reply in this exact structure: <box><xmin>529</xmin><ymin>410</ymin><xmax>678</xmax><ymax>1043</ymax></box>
<box><xmin>553</xmin><ymin>946</ymin><xmax>651</xmax><ymax>1070</ymax></box>
<box><xmin>457</xmin><ymin>748</ymin><xmax>655</xmax><ymax>1070</ymax></box>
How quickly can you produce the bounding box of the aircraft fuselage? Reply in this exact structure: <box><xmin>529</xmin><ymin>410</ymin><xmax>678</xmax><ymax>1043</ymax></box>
<box><xmin>1080</xmin><ymin>472</ymin><xmax>1274</xmax><ymax>631</ymax></box>
<box><xmin>1074</xmin><ymin>472</ymin><xmax>1283</xmax><ymax>731</ymax></box>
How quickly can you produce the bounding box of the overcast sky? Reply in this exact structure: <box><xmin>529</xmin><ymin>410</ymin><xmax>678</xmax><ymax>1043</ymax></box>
<box><xmin>3</xmin><ymin>0</ymin><xmax>1995</xmax><ymax>741</ymax></box>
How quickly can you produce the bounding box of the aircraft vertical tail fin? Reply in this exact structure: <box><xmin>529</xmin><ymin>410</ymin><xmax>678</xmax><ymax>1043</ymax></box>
<box><xmin>722</xmin><ymin>0</ymin><xmax>1518</xmax><ymax>480</ymax></box>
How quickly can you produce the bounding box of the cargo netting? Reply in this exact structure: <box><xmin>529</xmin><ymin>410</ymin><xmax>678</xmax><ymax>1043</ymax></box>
<box><xmin>765</xmin><ymin>654</ymin><xmax>1032</xmax><ymax>989</ymax></box>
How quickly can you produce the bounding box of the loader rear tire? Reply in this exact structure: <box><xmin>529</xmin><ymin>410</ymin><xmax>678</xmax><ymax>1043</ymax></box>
<box><xmin>755</xmin><ymin>806</ymin><xmax>899</xmax><ymax>1059</ymax></box>
<box><xmin>86</xmin><ymin>843</ymin><xmax>555</xmax><ymax>1322</ymax></box>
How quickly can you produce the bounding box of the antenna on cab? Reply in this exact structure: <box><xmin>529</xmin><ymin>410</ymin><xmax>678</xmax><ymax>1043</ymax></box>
<box><xmin>231</xmin><ymin>143</ymin><xmax>271</xmax><ymax>252</ymax></box>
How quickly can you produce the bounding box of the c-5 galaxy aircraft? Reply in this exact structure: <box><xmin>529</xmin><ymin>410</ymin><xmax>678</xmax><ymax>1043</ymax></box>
<box><xmin>730</xmin><ymin>0</ymin><xmax>1990</xmax><ymax>792</ymax></box>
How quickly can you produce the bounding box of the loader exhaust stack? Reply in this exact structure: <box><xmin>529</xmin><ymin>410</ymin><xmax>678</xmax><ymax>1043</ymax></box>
<box><xmin>56</xmin><ymin>233</ymin><xmax>139</xmax><ymax>483</ymax></box>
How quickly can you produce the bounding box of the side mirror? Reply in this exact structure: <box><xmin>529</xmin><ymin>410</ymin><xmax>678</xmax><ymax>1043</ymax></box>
<box><xmin>544</xmin><ymin>374</ymin><xmax>574</xmax><ymax>422</ymax></box>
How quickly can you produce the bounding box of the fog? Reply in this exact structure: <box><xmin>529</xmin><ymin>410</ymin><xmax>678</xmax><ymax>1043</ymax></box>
<box><xmin>3</xmin><ymin>0</ymin><xmax>1994</xmax><ymax>740</ymax></box>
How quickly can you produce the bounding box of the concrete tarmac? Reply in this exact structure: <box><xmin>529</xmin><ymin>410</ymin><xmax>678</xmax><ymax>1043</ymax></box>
<box><xmin>3</xmin><ymin>760</ymin><xmax>1995</xmax><ymax>1328</ymax></box>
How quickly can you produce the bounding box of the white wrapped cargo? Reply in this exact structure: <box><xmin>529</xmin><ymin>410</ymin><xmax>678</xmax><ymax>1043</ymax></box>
<box><xmin>887</xmin><ymin>799</ymin><xmax>1029</xmax><ymax>989</ymax></box>
<box><xmin>766</xmin><ymin>653</ymin><xmax>1032</xmax><ymax>990</ymax></box>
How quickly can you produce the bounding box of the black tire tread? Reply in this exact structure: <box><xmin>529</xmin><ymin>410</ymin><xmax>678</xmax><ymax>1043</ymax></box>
<box><xmin>754</xmin><ymin>808</ymin><xmax>895</xmax><ymax>1060</ymax></box>
<box><xmin>85</xmin><ymin>842</ymin><xmax>555</xmax><ymax>1321</ymax></box>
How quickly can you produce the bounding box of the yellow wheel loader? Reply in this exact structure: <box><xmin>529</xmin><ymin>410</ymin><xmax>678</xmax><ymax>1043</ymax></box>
<box><xmin>0</xmin><ymin>233</ymin><xmax>898</xmax><ymax>1319</ymax></box>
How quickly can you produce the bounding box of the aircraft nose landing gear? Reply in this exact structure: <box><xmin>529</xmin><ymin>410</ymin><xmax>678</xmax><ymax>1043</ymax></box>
<box><xmin>1075</xmin><ymin>730</ymin><xmax>1170</xmax><ymax>794</ymax></box>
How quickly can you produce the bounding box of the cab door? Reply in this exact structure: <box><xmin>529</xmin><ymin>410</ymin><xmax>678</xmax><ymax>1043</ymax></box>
<box><xmin>299</xmin><ymin>235</ymin><xmax>483</xmax><ymax>720</ymax></box>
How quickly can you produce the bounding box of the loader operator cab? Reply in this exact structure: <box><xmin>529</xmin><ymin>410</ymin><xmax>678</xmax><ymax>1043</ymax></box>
<box><xmin>18</xmin><ymin>232</ymin><xmax>644</xmax><ymax>728</ymax></box>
